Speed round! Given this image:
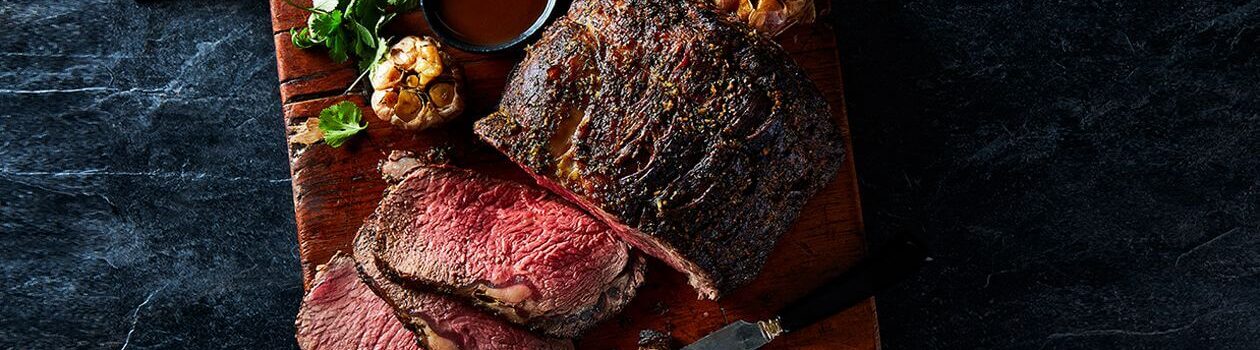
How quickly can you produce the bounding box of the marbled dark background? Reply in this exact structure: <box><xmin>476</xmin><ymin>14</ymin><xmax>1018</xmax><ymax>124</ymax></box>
<box><xmin>0</xmin><ymin>0</ymin><xmax>1255</xmax><ymax>349</ymax></box>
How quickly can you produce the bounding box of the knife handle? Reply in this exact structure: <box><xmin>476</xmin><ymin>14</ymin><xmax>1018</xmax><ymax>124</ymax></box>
<box><xmin>776</xmin><ymin>234</ymin><xmax>928</xmax><ymax>333</ymax></box>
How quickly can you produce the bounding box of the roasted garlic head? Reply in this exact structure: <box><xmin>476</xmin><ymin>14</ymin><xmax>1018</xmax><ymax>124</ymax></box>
<box><xmin>370</xmin><ymin>36</ymin><xmax>465</xmax><ymax>130</ymax></box>
<box><xmin>715</xmin><ymin>0</ymin><xmax>815</xmax><ymax>36</ymax></box>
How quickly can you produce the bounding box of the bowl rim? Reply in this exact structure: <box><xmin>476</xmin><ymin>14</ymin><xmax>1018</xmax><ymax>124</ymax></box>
<box><xmin>419</xmin><ymin>0</ymin><xmax>561</xmax><ymax>53</ymax></box>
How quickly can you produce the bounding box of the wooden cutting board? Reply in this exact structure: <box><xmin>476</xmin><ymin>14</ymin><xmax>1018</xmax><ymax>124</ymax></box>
<box><xmin>268</xmin><ymin>2</ymin><xmax>877</xmax><ymax>349</ymax></box>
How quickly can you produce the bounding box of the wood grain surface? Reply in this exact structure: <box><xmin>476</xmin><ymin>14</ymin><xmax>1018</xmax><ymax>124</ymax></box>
<box><xmin>269</xmin><ymin>1</ymin><xmax>877</xmax><ymax>349</ymax></box>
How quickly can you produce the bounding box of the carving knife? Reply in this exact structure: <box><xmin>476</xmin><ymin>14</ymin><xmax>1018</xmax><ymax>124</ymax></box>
<box><xmin>680</xmin><ymin>235</ymin><xmax>928</xmax><ymax>350</ymax></box>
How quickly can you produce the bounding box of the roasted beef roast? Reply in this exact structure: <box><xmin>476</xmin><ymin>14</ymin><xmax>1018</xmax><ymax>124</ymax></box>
<box><xmin>474</xmin><ymin>0</ymin><xmax>844</xmax><ymax>299</ymax></box>
<box><xmin>295</xmin><ymin>253</ymin><xmax>416</xmax><ymax>350</ymax></box>
<box><xmin>355</xmin><ymin>161</ymin><xmax>644</xmax><ymax>337</ymax></box>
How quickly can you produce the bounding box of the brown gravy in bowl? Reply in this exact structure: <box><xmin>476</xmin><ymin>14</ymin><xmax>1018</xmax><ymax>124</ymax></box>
<box><xmin>433</xmin><ymin>0</ymin><xmax>548</xmax><ymax>46</ymax></box>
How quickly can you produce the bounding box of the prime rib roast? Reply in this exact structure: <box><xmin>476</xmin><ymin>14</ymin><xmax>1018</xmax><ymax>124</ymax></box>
<box><xmin>294</xmin><ymin>0</ymin><xmax>844</xmax><ymax>345</ymax></box>
<box><xmin>355</xmin><ymin>156</ymin><xmax>644</xmax><ymax>338</ymax></box>
<box><xmin>295</xmin><ymin>254</ymin><xmax>417</xmax><ymax>350</ymax></box>
<box><xmin>475</xmin><ymin>0</ymin><xmax>844</xmax><ymax>299</ymax></box>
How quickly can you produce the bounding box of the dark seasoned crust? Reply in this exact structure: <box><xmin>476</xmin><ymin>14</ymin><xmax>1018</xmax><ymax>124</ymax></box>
<box><xmin>637</xmin><ymin>329</ymin><xmax>675</xmax><ymax>350</ymax></box>
<box><xmin>474</xmin><ymin>0</ymin><xmax>844</xmax><ymax>298</ymax></box>
<box><xmin>529</xmin><ymin>255</ymin><xmax>647</xmax><ymax>338</ymax></box>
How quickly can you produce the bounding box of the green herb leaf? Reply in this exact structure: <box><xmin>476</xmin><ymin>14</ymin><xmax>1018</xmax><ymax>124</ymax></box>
<box><xmin>318</xmin><ymin>101</ymin><xmax>368</xmax><ymax>147</ymax></box>
<box><xmin>387</xmin><ymin>0</ymin><xmax>418</xmax><ymax>11</ymax></box>
<box><xmin>291</xmin><ymin>28</ymin><xmax>316</xmax><ymax>49</ymax></box>
<box><xmin>351</xmin><ymin>20</ymin><xmax>376</xmax><ymax>49</ymax></box>
<box><xmin>348</xmin><ymin>0</ymin><xmax>380</xmax><ymax>22</ymax></box>
<box><xmin>357</xmin><ymin>37</ymin><xmax>391</xmax><ymax>72</ymax></box>
<box><xmin>355</xmin><ymin>45</ymin><xmax>373</xmax><ymax>70</ymax></box>
<box><xmin>312</xmin><ymin>0</ymin><xmax>339</xmax><ymax>12</ymax></box>
<box><xmin>351</xmin><ymin>19</ymin><xmax>377</xmax><ymax>70</ymax></box>
<box><xmin>308</xmin><ymin>10</ymin><xmax>343</xmax><ymax>41</ymax></box>
<box><xmin>289</xmin><ymin>0</ymin><xmax>413</xmax><ymax>72</ymax></box>
<box><xmin>325</xmin><ymin>31</ymin><xmax>350</xmax><ymax>63</ymax></box>
<box><xmin>372</xmin><ymin>37</ymin><xmax>390</xmax><ymax>64</ymax></box>
<box><xmin>343</xmin><ymin>0</ymin><xmax>360</xmax><ymax>18</ymax></box>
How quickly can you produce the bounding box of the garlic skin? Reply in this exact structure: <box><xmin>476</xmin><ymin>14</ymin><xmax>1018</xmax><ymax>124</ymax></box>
<box><xmin>370</xmin><ymin>36</ymin><xmax>465</xmax><ymax>130</ymax></box>
<box><xmin>719</xmin><ymin>0</ymin><xmax>815</xmax><ymax>36</ymax></box>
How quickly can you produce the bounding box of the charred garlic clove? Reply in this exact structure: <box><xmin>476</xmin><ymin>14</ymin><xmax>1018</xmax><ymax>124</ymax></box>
<box><xmin>393</xmin><ymin>90</ymin><xmax>423</xmax><ymax>121</ymax></box>
<box><xmin>370</xmin><ymin>61</ymin><xmax>403</xmax><ymax>91</ymax></box>
<box><xmin>428</xmin><ymin>82</ymin><xmax>462</xmax><ymax>116</ymax></box>
<box><xmin>412</xmin><ymin>42</ymin><xmax>444</xmax><ymax>86</ymax></box>
<box><xmin>388</xmin><ymin>36</ymin><xmax>420</xmax><ymax>67</ymax></box>
<box><xmin>369</xmin><ymin>36</ymin><xmax>465</xmax><ymax>130</ymax></box>
<box><xmin>371</xmin><ymin>89</ymin><xmax>398</xmax><ymax>121</ymax></box>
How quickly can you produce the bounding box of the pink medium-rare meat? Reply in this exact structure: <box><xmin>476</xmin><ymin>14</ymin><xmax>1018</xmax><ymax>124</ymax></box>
<box><xmin>356</xmin><ymin>163</ymin><xmax>644</xmax><ymax>338</ymax></box>
<box><xmin>295</xmin><ymin>253</ymin><xmax>417</xmax><ymax>350</ymax></box>
<box><xmin>355</xmin><ymin>243</ymin><xmax>574</xmax><ymax>350</ymax></box>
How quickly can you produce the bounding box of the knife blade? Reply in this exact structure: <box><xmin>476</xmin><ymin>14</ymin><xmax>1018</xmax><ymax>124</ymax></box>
<box><xmin>679</xmin><ymin>320</ymin><xmax>782</xmax><ymax>350</ymax></box>
<box><xmin>682</xmin><ymin>234</ymin><xmax>928</xmax><ymax>350</ymax></box>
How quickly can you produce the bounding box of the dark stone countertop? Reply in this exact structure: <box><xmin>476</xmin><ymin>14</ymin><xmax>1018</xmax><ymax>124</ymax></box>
<box><xmin>1</xmin><ymin>0</ymin><xmax>1255</xmax><ymax>349</ymax></box>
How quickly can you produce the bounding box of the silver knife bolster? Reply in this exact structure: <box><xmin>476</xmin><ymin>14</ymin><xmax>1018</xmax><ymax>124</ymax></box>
<box><xmin>756</xmin><ymin>317</ymin><xmax>785</xmax><ymax>341</ymax></box>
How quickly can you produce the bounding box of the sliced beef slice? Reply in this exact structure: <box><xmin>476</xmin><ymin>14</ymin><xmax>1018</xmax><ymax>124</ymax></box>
<box><xmin>295</xmin><ymin>253</ymin><xmax>417</xmax><ymax>350</ymax></box>
<box><xmin>473</xmin><ymin>0</ymin><xmax>844</xmax><ymax>299</ymax></box>
<box><xmin>355</xmin><ymin>242</ymin><xmax>574</xmax><ymax>350</ymax></box>
<box><xmin>357</xmin><ymin>164</ymin><xmax>644</xmax><ymax>338</ymax></box>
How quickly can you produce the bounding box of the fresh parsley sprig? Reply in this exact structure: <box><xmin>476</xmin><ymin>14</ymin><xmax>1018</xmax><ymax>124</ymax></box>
<box><xmin>318</xmin><ymin>101</ymin><xmax>368</xmax><ymax>148</ymax></box>
<box><xmin>286</xmin><ymin>0</ymin><xmax>416</xmax><ymax>71</ymax></box>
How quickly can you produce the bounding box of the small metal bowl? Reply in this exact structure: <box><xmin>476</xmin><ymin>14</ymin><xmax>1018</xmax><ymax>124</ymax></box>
<box><xmin>420</xmin><ymin>0</ymin><xmax>565</xmax><ymax>53</ymax></box>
